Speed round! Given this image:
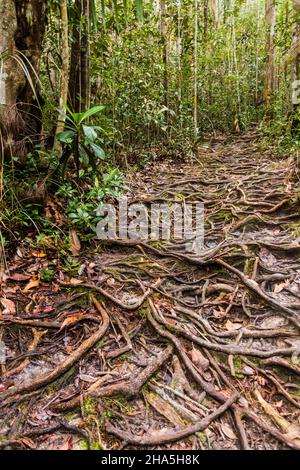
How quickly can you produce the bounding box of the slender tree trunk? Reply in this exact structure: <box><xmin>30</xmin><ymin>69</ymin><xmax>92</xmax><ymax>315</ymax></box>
<box><xmin>232</xmin><ymin>5</ymin><xmax>241</xmax><ymax>130</ymax></box>
<box><xmin>54</xmin><ymin>0</ymin><xmax>70</xmax><ymax>152</ymax></box>
<box><xmin>81</xmin><ymin>0</ymin><xmax>90</xmax><ymax>111</ymax></box>
<box><xmin>264</xmin><ymin>0</ymin><xmax>276</xmax><ymax>114</ymax></box>
<box><xmin>209</xmin><ymin>0</ymin><xmax>218</xmax><ymax>27</ymax></box>
<box><xmin>177</xmin><ymin>0</ymin><xmax>182</xmax><ymax>128</ymax></box>
<box><xmin>69</xmin><ymin>0</ymin><xmax>81</xmax><ymax>112</ymax></box>
<box><xmin>283</xmin><ymin>0</ymin><xmax>290</xmax><ymax>81</ymax></box>
<box><xmin>68</xmin><ymin>0</ymin><xmax>90</xmax><ymax>113</ymax></box>
<box><xmin>223</xmin><ymin>0</ymin><xmax>229</xmax><ymax>23</ymax></box>
<box><xmin>193</xmin><ymin>0</ymin><xmax>198</xmax><ymax>137</ymax></box>
<box><xmin>291</xmin><ymin>0</ymin><xmax>300</xmax><ymax>85</ymax></box>
<box><xmin>204</xmin><ymin>0</ymin><xmax>209</xmax><ymax>42</ymax></box>
<box><xmin>160</xmin><ymin>0</ymin><xmax>169</xmax><ymax>125</ymax></box>
<box><xmin>255</xmin><ymin>0</ymin><xmax>261</xmax><ymax>103</ymax></box>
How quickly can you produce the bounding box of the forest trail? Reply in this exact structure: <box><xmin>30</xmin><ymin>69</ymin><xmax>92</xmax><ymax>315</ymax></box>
<box><xmin>2</xmin><ymin>132</ymin><xmax>300</xmax><ymax>450</ymax></box>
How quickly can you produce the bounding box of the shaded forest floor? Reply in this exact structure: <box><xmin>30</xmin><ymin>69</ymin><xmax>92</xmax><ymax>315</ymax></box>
<box><xmin>2</xmin><ymin>131</ymin><xmax>300</xmax><ymax>450</ymax></box>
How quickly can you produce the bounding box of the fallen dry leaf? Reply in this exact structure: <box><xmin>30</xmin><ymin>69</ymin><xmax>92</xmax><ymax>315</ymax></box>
<box><xmin>59</xmin><ymin>312</ymin><xmax>85</xmax><ymax>331</ymax></box>
<box><xmin>225</xmin><ymin>319</ymin><xmax>243</xmax><ymax>331</ymax></box>
<box><xmin>243</xmin><ymin>365</ymin><xmax>255</xmax><ymax>375</ymax></box>
<box><xmin>69</xmin><ymin>278</ymin><xmax>83</xmax><ymax>285</ymax></box>
<box><xmin>0</xmin><ymin>271</ymin><xmax>8</xmax><ymax>283</ymax></box>
<box><xmin>23</xmin><ymin>278</ymin><xmax>40</xmax><ymax>293</ymax></box>
<box><xmin>0</xmin><ymin>297</ymin><xmax>16</xmax><ymax>315</ymax></box>
<box><xmin>188</xmin><ymin>347</ymin><xmax>209</xmax><ymax>371</ymax></box>
<box><xmin>69</xmin><ymin>229</ymin><xmax>81</xmax><ymax>256</ymax></box>
<box><xmin>31</xmin><ymin>252</ymin><xmax>47</xmax><ymax>258</ymax></box>
<box><xmin>221</xmin><ymin>423</ymin><xmax>237</xmax><ymax>440</ymax></box>
<box><xmin>255</xmin><ymin>375</ymin><xmax>266</xmax><ymax>386</ymax></box>
<box><xmin>19</xmin><ymin>437</ymin><xmax>35</xmax><ymax>449</ymax></box>
<box><xmin>106</xmin><ymin>277</ymin><xmax>115</xmax><ymax>287</ymax></box>
<box><xmin>273</xmin><ymin>282</ymin><xmax>286</xmax><ymax>294</ymax></box>
<box><xmin>0</xmin><ymin>380</ymin><xmax>14</xmax><ymax>392</ymax></box>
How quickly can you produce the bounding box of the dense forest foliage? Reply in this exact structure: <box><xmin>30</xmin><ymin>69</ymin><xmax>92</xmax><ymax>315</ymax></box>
<box><xmin>0</xmin><ymin>0</ymin><xmax>299</xmax><ymax>250</ymax></box>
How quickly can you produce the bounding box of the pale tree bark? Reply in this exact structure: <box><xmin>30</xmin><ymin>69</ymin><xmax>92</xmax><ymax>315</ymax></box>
<box><xmin>204</xmin><ymin>0</ymin><xmax>209</xmax><ymax>42</ymax></box>
<box><xmin>176</xmin><ymin>0</ymin><xmax>182</xmax><ymax>127</ymax></box>
<box><xmin>291</xmin><ymin>0</ymin><xmax>300</xmax><ymax>85</ymax></box>
<box><xmin>264</xmin><ymin>0</ymin><xmax>276</xmax><ymax>112</ymax></box>
<box><xmin>0</xmin><ymin>0</ymin><xmax>47</xmax><ymax>156</ymax></box>
<box><xmin>193</xmin><ymin>0</ymin><xmax>198</xmax><ymax>137</ymax></box>
<box><xmin>208</xmin><ymin>0</ymin><xmax>219</xmax><ymax>27</ymax></box>
<box><xmin>54</xmin><ymin>0</ymin><xmax>70</xmax><ymax>152</ymax></box>
<box><xmin>232</xmin><ymin>2</ymin><xmax>241</xmax><ymax>130</ymax></box>
<box><xmin>255</xmin><ymin>0</ymin><xmax>261</xmax><ymax>103</ymax></box>
<box><xmin>0</xmin><ymin>1</ymin><xmax>21</xmax><ymax>113</ymax></box>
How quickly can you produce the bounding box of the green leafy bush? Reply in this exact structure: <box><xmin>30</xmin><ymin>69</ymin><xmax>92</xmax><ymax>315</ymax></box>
<box><xmin>56</xmin><ymin>105</ymin><xmax>107</xmax><ymax>177</ymax></box>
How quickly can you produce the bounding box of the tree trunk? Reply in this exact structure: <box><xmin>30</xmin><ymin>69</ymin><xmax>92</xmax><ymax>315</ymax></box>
<box><xmin>176</xmin><ymin>0</ymin><xmax>182</xmax><ymax>127</ymax></box>
<box><xmin>209</xmin><ymin>0</ymin><xmax>218</xmax><ymax>27</ymax></box>
<box><xmin>80</xmin><ymin>0</ymin><xmax>90</xmax><ymax>112</ymax></box>
<box><xmin>204</xmin><ymin>0</ymin><xmax>209</xmax><ymax>42</ymax></box>
<box><xmin>0</xmin><ymin>0</ymin><xmax>47</xmax><ymax>156</ymax></box>
<box><xmin>264</xmin><ymin>0</ymin><xmax>276</xmax><ymax>113</ymax></box>
<box><xmin>68</xmin><ymin>0</ymin><xmax>81</xmax><ymax>112</ymax></box>
<box><xmin>291</xmin><ymin>1</ymin><xmax>300</xmax><ymax>86</ymax></box>
<box><xmin>160</xmin><ymin>0</ymin><xmax>169</xmax><ymax>125</ymax></box>
<box><xmin>193</xmin><ymin>0</ymin><xmax>198</xmax><ymax>137</ymax></box>
<box><xmin>0</xmin><ymin>1</ymin><xmax>20</xmax><ymax>111</ymax></box>
<box><xmin>54</xmin><ymin>0</ymin><xmax>70</xmax><ymax>152</ymax></box>
<box><xmin>68</xmin><ymin>0</ymin><xmax>90</xmax><ymax>113</ymax></box>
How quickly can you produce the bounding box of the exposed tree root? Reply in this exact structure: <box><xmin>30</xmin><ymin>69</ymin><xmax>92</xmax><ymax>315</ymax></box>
<box><xmin>106</xmin><ymin>393</ymin><xmax>237</xmax><ymax>445</ymax></box>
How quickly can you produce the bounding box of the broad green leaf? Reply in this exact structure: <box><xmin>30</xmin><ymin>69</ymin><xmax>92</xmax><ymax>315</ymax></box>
<box><xmin>56</xmin><ymin>130</ymin><xmax>75</xmax><ymax>144</ymax></box>
<box><xmin>90</xmin><ymin>143</ymin><xmax>106</xmax><ymax>159</ymax></box>
<box><xmin>78</xmin><ymin>106</ymin><xmax>105</xmax><ymax>124</ymax></box>
<box><xmin>78</xmin><ymin>143</ymin><xmax>90</xmax><ymax>163</ymax></box>
<box><xmin>82</xmin><ymin>125</ymin><xmax>98</xmax><ymax>142</ymax></box>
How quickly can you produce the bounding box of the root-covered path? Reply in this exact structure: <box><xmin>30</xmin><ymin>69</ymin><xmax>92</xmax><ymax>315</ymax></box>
<box><xmin>2</xmin><ymin>132</ymin><xmax>300</xmax><ymax>450</ymax></box>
